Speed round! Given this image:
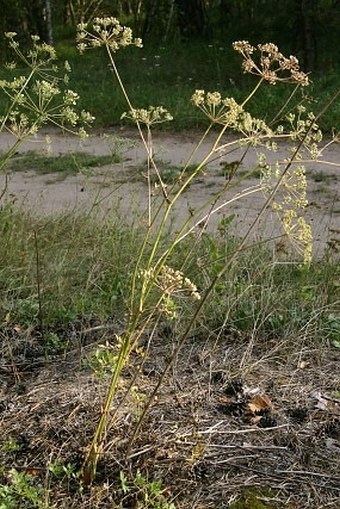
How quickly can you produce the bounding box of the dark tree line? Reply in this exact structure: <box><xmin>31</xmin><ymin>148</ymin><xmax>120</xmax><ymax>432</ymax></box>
<box><xmin>1</xmin><ymin>0</ymin><xmax>339</xmax><ymax>69</ymax></box>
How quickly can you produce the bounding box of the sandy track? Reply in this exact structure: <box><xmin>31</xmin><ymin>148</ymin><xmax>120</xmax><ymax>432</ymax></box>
<box><xmin>0</xmin><ymin>128</ymin><xmax>339</xmax><ymax>257</ymax></box>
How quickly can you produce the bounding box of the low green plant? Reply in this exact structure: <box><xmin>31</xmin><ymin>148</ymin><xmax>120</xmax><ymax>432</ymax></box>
<box><xmin>119</xmin><ymin>470</ymin><xmax>176</xmax><ymax>509</ymax></box>
<box><xmin>7</xmin><ymin>150</ymin><xmax>116</xmax><ymax>178</ymax></box>
<box><xmin>48</xmin><ymin>460</ymin><xmax>80</xmax><ymax>484</ymax></box>
<box><xmin>86</xmin><ymin>340</ymin><xmax>122</xmax><ymax>379</ymax></box>
<box><xmin>326</xmin><ymin>313</ymin><xmax>340</xmax><ymax>347</ymax></box>
<box><xmin>229</xmin><ymin>488</ymin><xmax>281</xmax><ymax>509</ymax></box>
<box><xmin>1</xmin><ymin>439</ymin><xmax>22</xmax><ymax>454</ymax></box>
<box><xmin>0</xmin><ymin>469</ymin><xmax>47</xmax><ymax>509</ymax></box>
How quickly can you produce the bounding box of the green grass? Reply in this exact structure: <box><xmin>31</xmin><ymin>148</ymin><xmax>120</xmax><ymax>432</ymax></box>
<box><xmin>136</xmin><ymin>158</ymin><xmax>203</xmax><ymax>185</ymax></box>
<box><xmin>0</xmin><ymin>205</ymin><xmax>141</xmax><ymax>328</ymax></box>
<box><xmin>194</xmin><ymin>228</ymin><xmax>340</xmax><ymax>344</ymax></box>
<box><xmin>6</xmin><ymin>151</ymin><xmax>117</xmax><ymax>178</ymax></box>
<box><xmin>53</xmin><ymin>40</ymin><xmax>340</xmax><ymax>132</ymax></box>
<box><xmin>1</xmin><ymin>205</ymin><xmax>338</xmax><ymax>346</ymax></box>
<box><xmin>310</xmin><ymin>169</ymin><xmax>337</xmax><ymax>183</ymax></box>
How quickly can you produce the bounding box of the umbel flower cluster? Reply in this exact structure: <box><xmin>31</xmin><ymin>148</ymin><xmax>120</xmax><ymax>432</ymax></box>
<box><xmin>141</xmin><ymin>265</ymin><xmax>201</xmax><ymax>301</ymax></box>
<box><xmin>260</xmin><ymin>159</ymin><xmax>312</xmax><ymax>262</ymax></box>
<box><xmin>77</xmin><ymin>17</ymin><xmax>143</xmax><ymax>53</ymax></box>
<box><xmin>121</xmin><ymin>106</ymin><xmax>173</xmax><ymax>126</ymax></box>
<box><xmin>232</xmin><ymin>41</ymin><xmax>309</xmax><ymax>86</ymax></box>
<box><xmin>142</xmin><ymin>265</ymin><xmax>201</xmax><ymax>319</ymax></box>
<box><xmin>191</xmin><ymin>90</ymin><xmax>272</xmax><ymax>135</ymax></box>
<box><xmin>0</xmin><ymin>33</ymin><xmax>94</xmax><ymax>138</ymax></box>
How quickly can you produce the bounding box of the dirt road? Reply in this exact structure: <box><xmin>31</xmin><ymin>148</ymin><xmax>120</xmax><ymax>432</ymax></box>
<box><xmin>1</xmin><ymin>128</ymin><xmax>339</xmax><ymax>257</ymax></box>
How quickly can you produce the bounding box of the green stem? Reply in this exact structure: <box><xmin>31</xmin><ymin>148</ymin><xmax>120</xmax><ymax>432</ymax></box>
<box><xmin>241</xmin><ymin>77</ymin><xmax>264</xmax><ymax>108</ymax></box>
<box><xmin>0</xmin><ymin>138</ymin><xmax>23</xmax><ymax>173</ymax></box>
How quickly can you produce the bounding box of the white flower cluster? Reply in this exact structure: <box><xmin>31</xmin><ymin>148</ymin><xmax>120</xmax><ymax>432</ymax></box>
<box><xmin>0</xmin><ymin>33</ymin><xmax>94</xmax><ymax>139</ymax></box>
<box><xmin>77</xmin><ymin>17</ymin><xmax>143</xmax><ymax>53</ymax></box>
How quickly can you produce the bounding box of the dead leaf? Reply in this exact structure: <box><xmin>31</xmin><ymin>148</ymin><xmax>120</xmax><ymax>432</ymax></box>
<box><xmin>248</xmin><ymin>394</ymin><xmax>272</xmax><ymax>413</ymax></box>
<box><xmin>325</xmin><ymin>438</ymin><xmax>340</xmax><ymax>452</ymax></box>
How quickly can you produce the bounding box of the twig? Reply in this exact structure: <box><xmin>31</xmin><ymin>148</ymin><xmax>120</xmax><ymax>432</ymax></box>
<box><xmin>81</xmin><ymin>324</ymin><xmax>120</xmax><ymax>335</ymax></box>
<box><xmin>275</xmin><ymin>470</ymin><xmax>340</xmax><ymax>481</ymax></box>
<box><xmin>320</xmin><ymin>394</ymin><xmax>340</xmax><ymax>405</ymax></box>
<box><xmin>179</xmin><ymin>441</ymin><xmax>288</xmax><ymax>452</ymax></box>
<box><xmin>178</xmin><ymin>423</ymin><xmax>289</xmax><ymax>437</ymax></box>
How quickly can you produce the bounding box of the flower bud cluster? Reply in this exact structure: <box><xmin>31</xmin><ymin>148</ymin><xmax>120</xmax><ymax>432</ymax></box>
<box><xmin>191</xmin><ymin>90</ymin><xmax>272</xmax><ymax>138</ymax></box>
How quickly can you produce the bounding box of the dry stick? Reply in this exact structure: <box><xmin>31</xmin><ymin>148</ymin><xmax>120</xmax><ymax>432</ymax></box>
<box><xmin>127</xmin><ymin>90</ymin><xmax>340</xmax><ymax>454</ymax></box>
<box><xmin>181</xmin><ymin>442</ymin><xmax>288</xmax><ymax>452</ymax></box>
<box><xmin>275</xmin><ymin>470</ymin><xmax>340</xmax><ymax>481</ymax></box>
<box><xmin>34</xmin><ymin>230</ymin><xmax>45</xmax><ymax>345</ymax></box>
<box><xmin>178</xmin><ymin>423</ymin><xmax>289</xmax><ymax>437</ymax></box>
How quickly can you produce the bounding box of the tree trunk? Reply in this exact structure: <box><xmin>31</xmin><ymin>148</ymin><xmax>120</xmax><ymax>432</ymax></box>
<box><xmin>45</xmin><ymin>0</ymin><xmax>53</xmax><ymax>45</ymax></box>
<box><xmin>301</xmin><ymin>0</ymin><xmax>315</xmax><ymax>69</ymax></box>
<box><xmin>174</xmin><ymin>0</ymin><xmax>207</xmax><ymax>40</ymax></box>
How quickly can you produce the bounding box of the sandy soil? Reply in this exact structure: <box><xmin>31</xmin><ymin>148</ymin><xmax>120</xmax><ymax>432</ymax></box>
<box><xmin>0</xmin><ymin>128</ymin><xmax>339</xmax><ymax>257</ymax></box>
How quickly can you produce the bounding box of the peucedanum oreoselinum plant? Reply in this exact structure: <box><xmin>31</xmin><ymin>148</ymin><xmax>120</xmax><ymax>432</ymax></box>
<box><xmin>73</xmin><ymin>19</ymin><xmax>340</xmax><ymax>486</ymax></box>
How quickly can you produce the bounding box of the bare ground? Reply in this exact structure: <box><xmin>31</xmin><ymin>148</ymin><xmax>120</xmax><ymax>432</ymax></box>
<box><xmin>0</xmin><ymin>129</ymin><xmax>340</xmax><ymax>508</ymax></box>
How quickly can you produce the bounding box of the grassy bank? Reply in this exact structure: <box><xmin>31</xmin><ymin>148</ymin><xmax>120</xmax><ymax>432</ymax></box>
<box><xmin>1</xmin><ymin>205</ymin><xmax>338</xmax><ymax>351</ymax></box>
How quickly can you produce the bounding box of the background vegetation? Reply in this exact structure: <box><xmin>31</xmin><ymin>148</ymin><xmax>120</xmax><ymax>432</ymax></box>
<box><xmin>0</xmin><ymin>0</ymin><xmax>339</xmax><ymax>130</ymax></box>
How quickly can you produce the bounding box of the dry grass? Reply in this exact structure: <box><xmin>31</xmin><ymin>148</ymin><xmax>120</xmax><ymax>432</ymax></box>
<box><xmin>1</xmin><ymin>320</ymin><xmax>339</xmax><ymax>508</ymax></box>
